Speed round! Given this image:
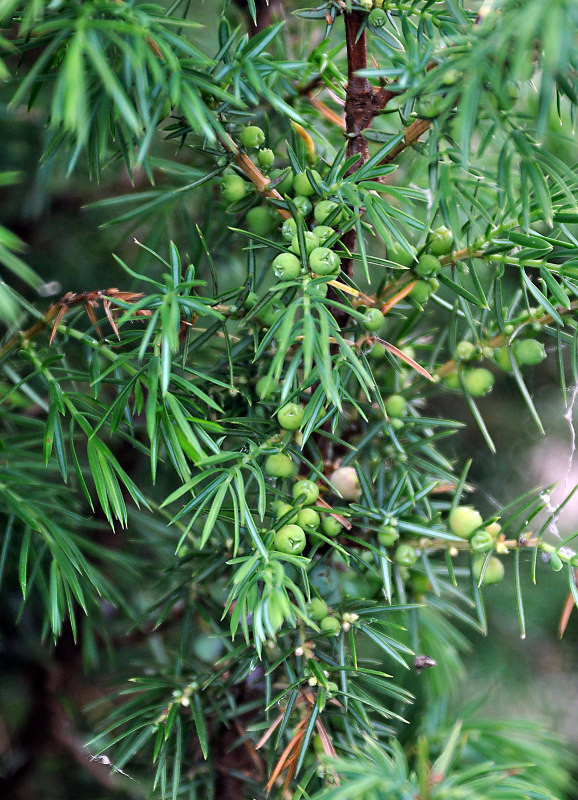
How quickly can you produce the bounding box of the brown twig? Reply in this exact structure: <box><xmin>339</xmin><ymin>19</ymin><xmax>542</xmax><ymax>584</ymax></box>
<box><xmin>0</xmin><ymin>289</ymin><xmax>146</xmax><ymax>358</ymax></box>
<box><xmin>217</xmin><ymin>130</ymin><xmax>291</xmax><ymax>220</ymax></box>
<box><xmin>309</xmin><ymin>97</ymin><xmax>346</xmax><ymax>129</ymax></box>
<box><xmin>381</xmin><ymin>116</ymin><xmax>433</xmax><ymax>164</ymax></box>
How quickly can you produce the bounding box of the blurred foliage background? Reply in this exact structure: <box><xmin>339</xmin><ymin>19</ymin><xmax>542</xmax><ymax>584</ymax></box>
<box><xmin>0</xmin><ymin>0</ymin><xmax>576</xmax><ymax>798</ymax></box>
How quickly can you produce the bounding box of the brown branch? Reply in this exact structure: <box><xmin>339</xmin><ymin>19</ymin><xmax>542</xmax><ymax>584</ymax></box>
<box><xmin>382</xmin><ymin>116</ymin><xmax>433</xmax><ymax>164</ymax></box>
<box><xmin>217</xmin><ymin>129</ymin><xmax>291</xmax><ymax>220</ymax></box>
<box><xmin>344</xmin><ymin>12</ymin><xmax>372</xmax><ymax>168</ymax></box>
<box><xmin>309</xmin><ymin>97</ymin><xmax>346</xmax><ymax>129</ymax></box>
<box><xmin>0</xmin><ymin>289</ymin><xmax>146</xmax><ymax>358</ymax></box>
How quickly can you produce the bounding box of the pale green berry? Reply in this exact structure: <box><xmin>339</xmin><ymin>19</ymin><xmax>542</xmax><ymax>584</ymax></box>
<box><xmin>449</xmin><ymin>506</ymin><xmax>483</xmax><ymax>539</ymax></box>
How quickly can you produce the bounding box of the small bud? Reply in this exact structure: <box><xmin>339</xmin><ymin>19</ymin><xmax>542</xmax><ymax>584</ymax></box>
<box><xmin>295</xmin><ymin>646</ymin><xmax>304</xmax><ymax>657</ymax></box>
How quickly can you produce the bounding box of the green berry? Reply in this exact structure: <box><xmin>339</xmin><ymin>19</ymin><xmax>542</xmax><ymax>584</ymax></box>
<box><xmin>485</xmin><ymin>522</ymin><xmax>502</xmax><ymax>539</ymax></box>
<box><xmin>418</xmin><ymin>96</ymin><xmax>444</xmax><ymax>119</ymax></box>
<box><xmin>472</xmin><ymin>555</ymin><xmax>504</xmax><ymax>585</ymax></box>
<box><xmin>443</xmin><ymin>68</ymin><xmax>460</xmax><ymax>86</ymax></box>
<box><xmin>309</xmin><ymin>247</ymin><xmax>341</xmax><ymax>275</ymax></box>
<box><xmin>362</xmin><ymin>308</ymin><xmax>384</xmax><ymax>332</ymax></box>
<box><xmin>256</xmin><ymin>375</ymin><xmax>275</xmax><ymax>399</ymax></box>
<box><xmin>293</xmin><ymin>195</ymin><xmax>313</xmax><ymax>217</ymax></box>
<box><xmin>443</xmin><ymin>371</ymin><xmax>461</xmax><ymax>390</ymax></box>
<box><xmin>411</xmin><ymin>574</ymin><xmax>430</xmax><ymax>594</ymax></box>
<box><xmin>269</xmin><ymin>169</ymin><xmax>294</xmax><ymax>195</ymax></box>
<box><xmin>257</xmin><ymin>148</ymin><xmax>275</xmax><ymax>172</ymax></box>
<box><xmin>330</xmin><ymin>466</ymin><xmax>360</xmax><ymax>501</ymax></box>
<box><xmin>293</xmin><ymin>479</ymin><xmax>320</xmax><ymax>505</ymax></box>
<box><xmin>297</xmin><ymin>507</ymin><xmax>321</xmax><ymax>528</ymax></box>
<box><xmin>429</xmin><ymin>226</ymin><xmax>454</xmax><ymax>256</ymax></box>
<box><xmin>290</xmin><ymin>232</ymin><xmax>318</xmax><ymax>256</ymax></box>
<box><xmin>410</xmin><ymin>279</ymin><xmax>433</xmax><ymax>304</ymax></box>
<box><xmin>321</xmin><ymin>516</ymin><xmax>342</xmax><ymax>537</ymax></box>
<box><xmin>274</xmin><ymin>524</ymin><xmax>306</xmax><ymax>555</ymax></box>
<box><xmin>281</xmin><ymin>218</ymin><xmax>297</xmax><ymax>241</ymax></box>
<box><xmin>463</xmin><ymin>367</ymin><xmax>494</xmax><ymax>397</ymax></box>
<box><xmin>293</xmin><ymin>170</ymin><xmax>321</xmax><ymax>197</ymax></box>
<box><xmin>456</xmin><ymin>340</ymin><xmax>476</xmax><ymax>360</ymax></box>
<box><xmin>320</xmin><ymin>616</ymin><xmax>341</xmax><ymax>636</ymax></box>
<box><xmin>246</xmin><ymin>206</ymin><xmax>275</xmax><ymax>236</ymax></box>
<box><xmin>278</xmin><ymin>402</ymin><xmax>305</xmax><ymax>431</ymax></box>
<box><xmin>221</xmin><ymin>174</ymin><xmax>247</xmax><ymax>203</ymax></box>
<box><xmin>394</xmin><ymin>544</ymin><xmax>418</xmax><ymax>567</ymax></box>
<box><xmin>308</xmin><ymin>598</ymin><xmax>328</xmax><ymax>621</ymax></box>
<box><xmin>274</xmin><ymin>503</ymin><xmax>299</xmax><ymax>523</ymax></box>
<box><xmin>369</xmin><ymin>7</ymin><xmax>387</xmax><ymax>26</ymax></box>
<box><xmin>257</xmin><ymin>299</ymin><xmax>285</xmax><ymax>327</ymax></box>
<box><xmin>314</xmin><ymin>200</ymin><xmax>343</xmax><ymax>225</ymax></box>
<box><xmin>415</xmin><ymin>254</ymin><xmax>442</xmax><ymax>277</ymax></box>
<box><xmin>389</xmin><ymin>242</ymin><xmax>416</xmax><ymax>267</ymax></box>
<box><xmin>470</xmin><ymin>530</ymin><xmax>494</xmax><ymax>553</ymax></box>
<box><xmin>513</xmin><ymin>338</ymin><xmax>546</xmax><ymax>366</ymax></box>
<box><xmin>377</xmin><ymin>525</ymin><xmax>399</xmax><ymax>546</ymax></box>
<box><xmin>449</xmin><ymin>506</ymin><xmax>483</xmax><ymax>539</ymax></box>
<box><xmin>265</xmin><ymin>453</ymin><xmax>294</xmax><ymax>478</ymax></box>
<box><xmin>369</xmin><ymin>342</ymin><xmax>387</xmax><ymax>359</ymax></box>
<box><xmin>272</xmin><ymin>252</ymin><xmax>301</xmax><ymax>280</ymax></box>
<box><xmin>240</xmin><ymin>125</ymin><xmax>265</xmax><ymax>149</ymax></box>
<box><xmin>312</xmin><ymin>225</ymin><xmax>334</xmax><ymax>246</ymax></box>
<box><xmin>493</xmin><ymin>346</ymin><xmax>514</xmax><ymax>372</ymax></box>
<box><xmin>385</xmin><ymin>394</ymin><xmax>407</xmax><ymax>418</ymax></box>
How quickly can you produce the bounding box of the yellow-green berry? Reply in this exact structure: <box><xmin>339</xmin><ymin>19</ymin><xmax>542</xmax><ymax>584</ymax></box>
<box><xmin>385</xmin><ymin>394</ymin><xmax>407</xmax><ymax>417</ymax></box>
<box><xmin>257</xmin><ymin>148</ymin><xmax>275</xmax><ymax>171</ymax></box>
<box><xmin>321</xmin><ymin>516</ymin><xmax>342</xmax><ymax>537</ymax></box>
<box><xmin>274</xmin><ymin>524</ymin><xmax>306</xmax><ymax>555</ymax></box>
<box><xmin>449</xmin><ymin>506</ymin><xmax>483</xmax><ymax>539</ymax></box>
<box><xmin>472</xmin><ymin>555</ymin><xmax>504</xmax><ymax>585</ymax></box>
<box><xmin>293</xmin><ymin>479</ymin><xmax>320</xmax><ymax>505</ymax></box>
<box><xmin>293</xmin><ymin>170</ymin><xmax>321</xmax><ymax>197</ymax></box>
<box><xmin>320</xmin><ymin>616</ymin><xmax>341</xmax><ymax>636</ymax></box>
<box><xmin>265</xmin><ymin>453</ymin><xmax>294</xmax><ymax>478</ymax></box>
<box><xmin>240</xmin><ymin>125</ymin><xmax>265</xmax><ymax>148</ymax></box>
<box><xmin>221</xmin><ymin>174</ymin><xmax>247</xmax><ymax>203</ymax></box>
<box><xmin>278</xmin><ymin>403</ymin><xmax>305</xmax><ymax>431</ymax></box>
<box><xmin>297</xmin><ymin>507</ymin><xmax>321</xmax><ymax>528</ymax></box>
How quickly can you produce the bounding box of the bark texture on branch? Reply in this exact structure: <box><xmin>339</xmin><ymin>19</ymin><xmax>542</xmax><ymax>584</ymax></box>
<box><xmin>344</xmin><ymin>12</ymin><xmax>373</xmax><ymax>169</ymax></box>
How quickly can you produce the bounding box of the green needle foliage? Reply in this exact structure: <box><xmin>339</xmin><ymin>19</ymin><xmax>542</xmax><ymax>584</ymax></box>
<box><xmin>0</xmin><ymin>0</ymin><xmax>577</xmax><ymax>797</ymax></box>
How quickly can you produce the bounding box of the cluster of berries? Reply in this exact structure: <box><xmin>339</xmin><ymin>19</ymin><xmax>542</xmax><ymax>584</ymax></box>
<box><xmin>448</xmin><ymin>506</ymin><xmax>505</xmax><ymax>584</ymax></box>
